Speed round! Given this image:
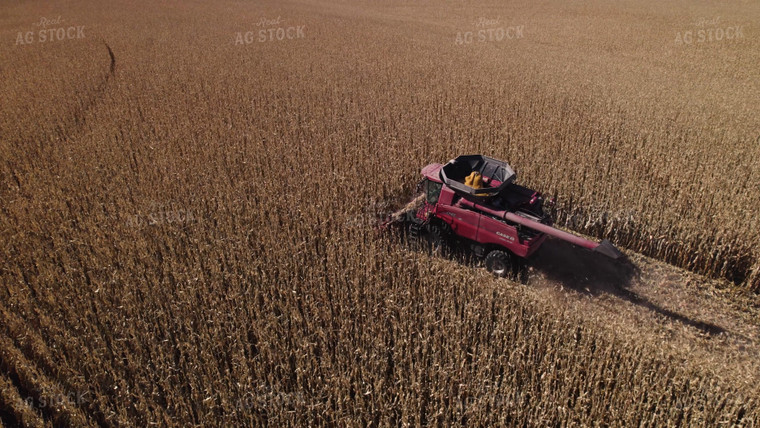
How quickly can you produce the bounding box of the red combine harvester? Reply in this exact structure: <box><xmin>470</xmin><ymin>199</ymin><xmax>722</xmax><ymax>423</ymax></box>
<box><xmin>386</xmin><ymin>155</ymin><xmax>622</xmax><ymax>277</ymax></box>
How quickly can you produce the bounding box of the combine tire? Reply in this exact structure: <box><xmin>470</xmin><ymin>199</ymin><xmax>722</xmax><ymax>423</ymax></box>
<box><xmin>485</xmin><ymin>250</ymin><xmax>514</xmax><ymax>278</ymax></box>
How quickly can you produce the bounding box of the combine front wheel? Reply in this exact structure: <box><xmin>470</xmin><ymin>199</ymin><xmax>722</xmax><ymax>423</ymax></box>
<box><xmin>425</xmin><ymin>224</ymin><xmax>447</xmax><ymax>255</ymax></box>
<box><xmin>485</xmin><ymin>250</ymin><xmax>515</xmax><ymax>278</ymax></box>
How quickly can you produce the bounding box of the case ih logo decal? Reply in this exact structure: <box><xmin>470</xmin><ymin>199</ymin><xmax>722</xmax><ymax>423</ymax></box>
<box><xmin>496</xmin><ymin>231</ymin><xmax>515</xmax><ymax>241</ymax></box>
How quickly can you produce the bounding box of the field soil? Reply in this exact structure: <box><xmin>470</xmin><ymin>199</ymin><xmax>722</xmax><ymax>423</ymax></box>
<box><xmin>527</xmin><ymin>238</ymin><xmax>760</xmax><ymax>386</ymax></box>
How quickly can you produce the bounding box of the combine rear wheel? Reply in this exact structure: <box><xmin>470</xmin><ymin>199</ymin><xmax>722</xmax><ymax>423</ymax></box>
<box><xmin>485</xmin><ymin>250</ymin><xmax>515</xmax><ymax>278</ymax></box>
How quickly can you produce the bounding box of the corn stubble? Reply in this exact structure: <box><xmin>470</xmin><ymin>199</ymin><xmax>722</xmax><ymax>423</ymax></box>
<box><xmin>1</xmin><ymin>0</ymin><xmax>759</xmax><ymax>426</ymax></box>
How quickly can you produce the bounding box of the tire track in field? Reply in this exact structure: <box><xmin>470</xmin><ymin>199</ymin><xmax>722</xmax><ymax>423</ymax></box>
<box><xmin>0</xmin><ymin>307</ymin><xmax>110</xmax><ymax>428</ymax></box>
<box><xmin>0</xmin><ymin>308</ymin><xmax>109</xmax><ymax>427</ymax></box>
<box><xmin>0</xmin><ymin>333</ymin><xmax>92</xmax><ymax>427</ymax></box>
<box><xmin>55</xmin><ymin>40</ymin><xmax>117</xmax><ymax>143</ymax></box>
<box><xmin>0</xmin><ymin>372</ymin><xmax>45</xmax><ymax>428</ymax></box>
<box><xmin>0</xmin><ymin>42</ymin><xmax>118</xmax><ymax>427</ymax></box>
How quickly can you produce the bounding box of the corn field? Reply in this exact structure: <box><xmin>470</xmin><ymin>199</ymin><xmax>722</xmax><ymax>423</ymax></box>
<box><xmin>1</xmin><ymin>0</ymin><xmax>759</xmax><ymax>426</ymax></box>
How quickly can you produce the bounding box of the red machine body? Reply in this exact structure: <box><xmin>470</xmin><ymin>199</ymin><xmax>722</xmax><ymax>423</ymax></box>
<box><xmin>412</xmin><ymin>156</ymin><xmax>621</xmax><ymax>272</ymax></box>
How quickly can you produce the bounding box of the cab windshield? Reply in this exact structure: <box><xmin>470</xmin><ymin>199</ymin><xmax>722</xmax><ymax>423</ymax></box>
<box><xmin>425</xmin><ymin>179</ymin><xmax>443</xmax><ymax>204</ymax></box>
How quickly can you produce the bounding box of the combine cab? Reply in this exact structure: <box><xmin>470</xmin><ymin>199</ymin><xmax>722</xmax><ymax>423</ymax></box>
<box><xmin>389</xmin><ymin>155</ymin><xmax>622</xmax><ymax>278</ymax></box>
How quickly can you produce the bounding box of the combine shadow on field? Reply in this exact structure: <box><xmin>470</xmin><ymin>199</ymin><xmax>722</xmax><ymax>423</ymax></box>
<box><xmin>389</xmin><ymin>219</ymin><xmax>727</xmax><ymax>337</ymax></box>
<box><xmin>527</xmin><ymin>238</ymin><xmax>727</xmax><ymax>337</ymax></box>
